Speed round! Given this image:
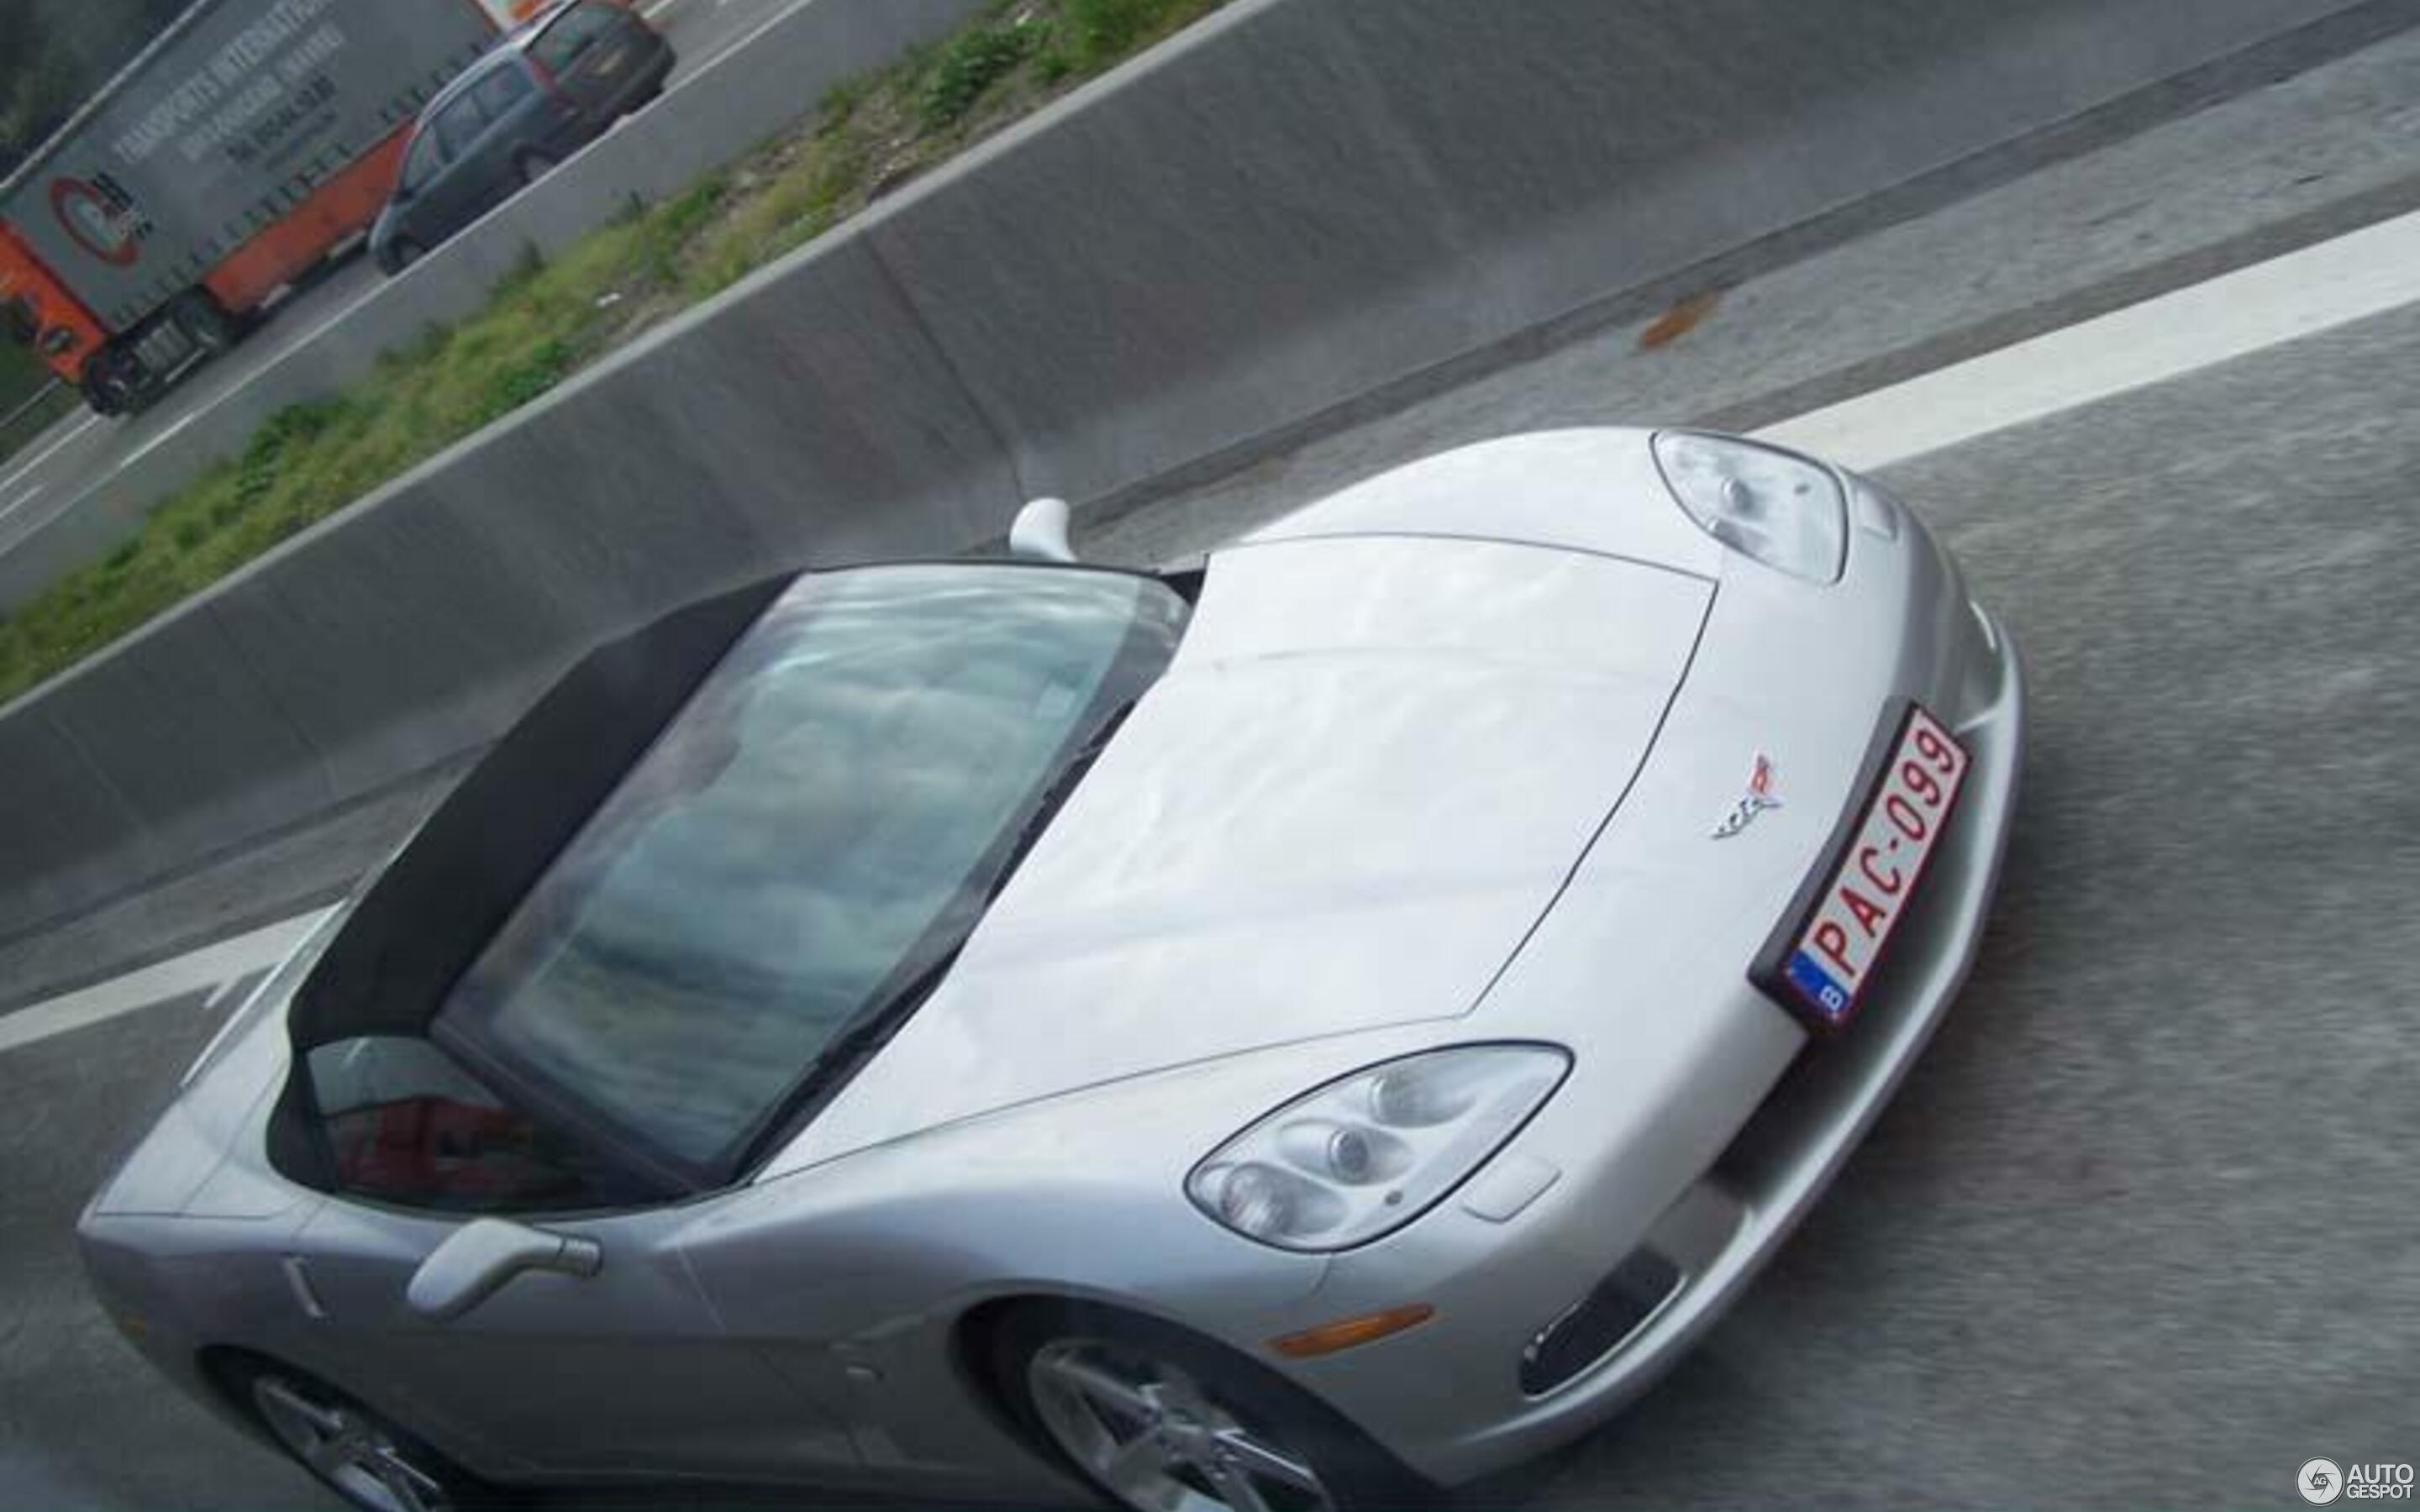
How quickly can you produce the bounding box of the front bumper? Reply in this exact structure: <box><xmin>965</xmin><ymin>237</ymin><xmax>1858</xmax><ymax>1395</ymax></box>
<box><xmin>1250</xmin><ymin>491</ymin><xmax>2026</xmax><ymax>1485</ymax></box>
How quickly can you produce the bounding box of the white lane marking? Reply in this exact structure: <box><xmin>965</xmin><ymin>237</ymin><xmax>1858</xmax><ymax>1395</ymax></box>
<box><xmin>0</xmin><ymin>907</ymin><xmax>334</xmax><ymax>1058</ymax></box>
<box><xmin>0</xmin><ymin>411</ymin><xmax>101</xmax><ymax>498</ymax></box>
<box><xmin>0</xmin><ymin>483</ymin><xmax>44</xmax><ymax>524</ymax></box>
<box><xmin>1760</xmin><ymin>207</ymin><xmax>2420</xmax><ymax>470</ymax></box>
<box><xmin>699</xmin><ymin>0</ymin><xmax>821</xmax><ymax>76</ymax></box>
<box><xmin>201</xmin><ymin>972</ymin><xmax>248</xmax><ymax>1011</ymax></box>
<box><xmin>108</xmin><ymin>409</ymin><xmax>201</xmax><ymax>478</ymax></box>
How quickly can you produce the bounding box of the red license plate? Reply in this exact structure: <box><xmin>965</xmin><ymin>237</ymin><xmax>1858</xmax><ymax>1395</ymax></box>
<box><xmin>1752</xmin><ymin>703</ymin><xmax>1969</xmax><ymax>1033</ymax></box>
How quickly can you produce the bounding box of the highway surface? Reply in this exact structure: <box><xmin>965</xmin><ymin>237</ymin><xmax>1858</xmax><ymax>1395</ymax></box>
<box><xmin>6</xmin><ymin>22</ymin><xmax>2420</xmax><ymax>1512</ymax></box>
<box><xmin>0</xmin><ymin>0</ymin><xmax>823</xmax><ymax>571</ymax></box>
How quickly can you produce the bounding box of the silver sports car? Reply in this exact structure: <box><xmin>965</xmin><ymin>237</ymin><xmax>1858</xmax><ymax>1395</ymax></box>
<box><xmin>81</xmin><ymin>428</ymin><xmax>2023</xmax><ymax>1512</ymax></box>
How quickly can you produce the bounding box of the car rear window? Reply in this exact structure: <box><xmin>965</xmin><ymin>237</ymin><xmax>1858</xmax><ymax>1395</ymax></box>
<box><xmin>434</xmin><ymin>565</ymin><xmax>1186</xmax><ymax>1179</ymax></box>
<box><xmin>529</xmin><ymin>3</ymin><xmax>621</xmax><ymax>73</ymax></box>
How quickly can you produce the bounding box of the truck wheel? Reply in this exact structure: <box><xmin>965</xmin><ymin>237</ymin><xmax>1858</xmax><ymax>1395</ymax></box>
<box><xmin>514</xmin><ymin>150</ymin><xmax>558</xmax><ymax>189</ymax></box>
<box><xmin>81</xmin><ymin>348</ymin><xmax>142</xmax><ymax>417</ymax></box>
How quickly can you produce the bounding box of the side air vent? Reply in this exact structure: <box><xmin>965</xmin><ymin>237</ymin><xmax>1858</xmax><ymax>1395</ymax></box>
<box><xmin>1518</xmin><ymin>1247</ymin><xmax>1685</xmax><ymax>1395</ymax></box>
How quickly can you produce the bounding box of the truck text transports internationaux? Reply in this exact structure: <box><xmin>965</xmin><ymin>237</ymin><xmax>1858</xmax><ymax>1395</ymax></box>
<box><xmin>0</xmin><ymin>0</ymin><xmax>559</xmax><ymax>417</ymax></box>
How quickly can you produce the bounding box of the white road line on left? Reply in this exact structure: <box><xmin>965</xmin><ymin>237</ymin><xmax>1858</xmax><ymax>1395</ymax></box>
<box><xmin>0</xmin><ymin>411</ymin><xmax>99</xmax><ymax>500</ymax></box>
<box><xmin>0</xmin><ymin>906</ymin><xmax>334</xmax><ymax>1058</ymax></box>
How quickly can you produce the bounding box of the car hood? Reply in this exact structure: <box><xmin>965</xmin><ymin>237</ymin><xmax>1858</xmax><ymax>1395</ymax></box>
<box><xmin>771</xmin><ymin>532</ymin><xmax>1712</xmax><ymax>1171</ymax></box>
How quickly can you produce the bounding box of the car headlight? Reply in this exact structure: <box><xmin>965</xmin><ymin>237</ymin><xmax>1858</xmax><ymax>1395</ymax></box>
<box><xmin>1186</xmin><ymin>1045</ymin><xmax>1570</xmax><ymax>1252</ymax></box>
<box><xmin>1652</xmin><ymin>429</ymin><xmax>1846</xmax><ymax>582</ymax></box>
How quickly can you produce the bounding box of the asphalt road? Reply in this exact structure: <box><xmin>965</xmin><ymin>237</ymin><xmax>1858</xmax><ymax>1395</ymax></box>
<box><xmin>8</xmin><ymin>25</ymin><xmax>2420</xmax><ymax>1512</ymax></box>
<box><xmin>1532</xmin><ymin>301</ymin><xmax>2420</xmax><ymax>1510</ymax></box>
<box><xmin>0</xmin><ymin>0</ymin><xmax>819</xmax><ymax>564</ymax></box>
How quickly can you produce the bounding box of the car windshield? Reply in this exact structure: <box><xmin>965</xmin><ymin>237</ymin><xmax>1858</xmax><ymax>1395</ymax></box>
<box><xmin>434</xmin><ymin>564</ymin><xmax>1186</xmax><ymax>1179</ymax></box>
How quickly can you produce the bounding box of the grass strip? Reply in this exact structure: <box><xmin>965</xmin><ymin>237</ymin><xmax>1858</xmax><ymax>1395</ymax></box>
<box><xmin>0</xmin><ymin>0</ymin><xmax>1228</xmax><ymax>707</ymax></box>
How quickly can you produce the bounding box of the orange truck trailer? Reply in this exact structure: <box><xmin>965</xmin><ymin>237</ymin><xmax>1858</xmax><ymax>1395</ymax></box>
<box><xmin>0</xmin><ymin>0</ymin><xmax>521</xmax><ymax>416</ymax></box>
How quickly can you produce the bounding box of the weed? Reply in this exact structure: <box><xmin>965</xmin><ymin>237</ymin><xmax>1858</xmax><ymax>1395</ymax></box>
<box><xmin>503</xmin><ymin>239</ymin><xmax>548</xmax><ymax>289</ymax></box>
<box><xmin>1053</xmin><ymin>0</ymin><xmax>1215</xmax><ymax>73</ymax></box>
<box><xmin>238</xmin><ymin>400</ymin><xmax>348</xmax><ymax>504</ymax></box>
<box><xmin>918</xmin><ymin>22</ymin><xmax>1034</xmax><ymax>129</ymax></box>
<box><xmin>481</xmin><ymin>339</ymin><xmax>576</xmax><ymax>418</ymax></box>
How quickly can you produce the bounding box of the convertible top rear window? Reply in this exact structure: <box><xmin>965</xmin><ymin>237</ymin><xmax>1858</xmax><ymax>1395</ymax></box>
<box><xmin>433</xmin><ymin>564</ymin><xmax>1185</xmax><ymax>1181</ymax></box>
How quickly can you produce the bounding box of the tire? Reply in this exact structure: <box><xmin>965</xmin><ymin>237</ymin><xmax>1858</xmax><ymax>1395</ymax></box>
<box><xmin>513</xmin><ymin>150</ymin><xmax>558</xmax><ymax>189</ymax></box>
<box><xmin>80</xmin><ymin>347</ymin><xmax>143</xmax><ymax>417</ymax></box>
<box><xmin>380</xmin><ymin>239</ymin><xmax>426</xmax><ymax>277</ymax></box>
<box><xmin>233</xmin><ymin>1361</ymin><xmax>506</xmax><ymax>1512</ymax></box>
<box><xmin>991</xmin><ymin>1303</ymin><xmax>1436</xmax><ymax>1512</ymax></box>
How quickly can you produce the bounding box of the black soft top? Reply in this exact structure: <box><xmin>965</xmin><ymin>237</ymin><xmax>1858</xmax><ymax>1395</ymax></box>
<box><xmin>288</xmin><ymin>572</ymin><xmax>792</xmax><ymax>1052</ymax></box>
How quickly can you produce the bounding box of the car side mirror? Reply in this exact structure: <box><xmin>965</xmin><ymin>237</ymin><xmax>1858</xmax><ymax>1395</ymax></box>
<box><xmin>406</xmin><ymin>1217</ymin><xmax>602</xmax><ymax>1322</ymax></box>
<box><xmin>1010</xmin><ymin>496</ymin><xmax>1078</xmax><ymax>563</ymax></box>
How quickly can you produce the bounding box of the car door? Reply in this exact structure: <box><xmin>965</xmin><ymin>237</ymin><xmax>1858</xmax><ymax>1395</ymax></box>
<box><xmin>275</xmin><ymin>1032</ymin><xmax>860</xmax><ymax>1481</ymax></box>
<box><xmin>466</xmin><ymin>61</ymin><xmax>552</xmax><ymax>205</ymax></box>
<box><xmin>390</xmin><ymin>126</ymin><xmax>450</xmax><ymax>249</ymax></box>
<box><xmin>415</xmin><ymin>92</ymin><xmax>494</xmax><ymax>245</ymax></box>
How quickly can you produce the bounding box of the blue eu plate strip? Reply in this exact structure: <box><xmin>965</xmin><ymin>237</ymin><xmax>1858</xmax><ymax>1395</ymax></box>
<box><xmin>1786</xmin><ymin>950</ymin><xmax>1853</xmax><ymax>1023</ymax></box>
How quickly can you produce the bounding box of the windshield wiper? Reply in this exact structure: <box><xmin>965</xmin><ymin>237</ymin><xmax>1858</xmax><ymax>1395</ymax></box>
<box><xmin>734</xmin><ymin>700</ymin><xmax>1139</xmax><ymax>1173</ymax></box>
<box><xmin>986</xmin><ymin>700</ymin><xmax>1137</xmax><ymax>903</ymax></box>
<box><xmin>734</xmin><ymin>943</ymin><xmax>964</xmax><ymax>1171</ymax></box>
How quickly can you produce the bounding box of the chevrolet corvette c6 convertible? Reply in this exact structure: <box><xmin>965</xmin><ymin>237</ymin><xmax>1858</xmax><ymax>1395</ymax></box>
<box><xmin>81</xmin><ymin>428</ymin><xmax>2023</xmax><ymax>1512</ymax></box>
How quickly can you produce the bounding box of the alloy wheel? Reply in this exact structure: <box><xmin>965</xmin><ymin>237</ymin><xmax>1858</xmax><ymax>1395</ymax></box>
<box><xmin>1027</xmin><ymin>1339</ymin><xmax>1336</xmax><ymax>1512</ymax></box>
<box><xmin>251</xmin><ymin>1375</ymin><xmax>455</xmax><ymax>1512</ymax></box>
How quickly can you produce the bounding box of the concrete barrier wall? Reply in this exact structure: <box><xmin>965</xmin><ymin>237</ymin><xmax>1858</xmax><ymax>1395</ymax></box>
<box><xmin>0</xmin><ymin>0</ymin><xmax>985</xmax><ymax>612</ymax></box>
<box><xmin>0</xmin><ymin>0</ymin><xmax>2378</xmax><ymax>940</ymax></box>
<box><xmin>867</xmin><ymin>0</ymin><xmax>2381</xmax><ymax>505</ymax></box>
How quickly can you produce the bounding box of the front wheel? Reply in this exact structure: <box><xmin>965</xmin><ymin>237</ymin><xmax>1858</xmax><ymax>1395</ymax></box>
<box><xmin>79</xmin><ymin>346</ymin><xmax>144</xmax><ymax>417</ymax></box>
<box><xmin>995</xmin><ymin>1305</ymin><xmax>1432</xmax><ymax>1512</ymax></box>
<box><xmin>243</xmin><ymin>1366</ymin><xmax>495</xmax><ymax>1512</ymax></box>
<box><xmin>378</xmin><ymin>239</ymin><xmax>425</xmax><ymax>277</ymax></box>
